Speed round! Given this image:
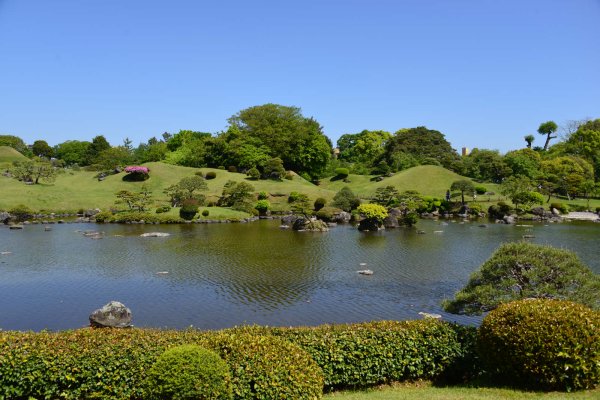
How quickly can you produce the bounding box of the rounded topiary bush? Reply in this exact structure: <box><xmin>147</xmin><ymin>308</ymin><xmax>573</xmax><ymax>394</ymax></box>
<box><xmin>180</xmin><ymin>199</ymin><xmax>199</xmax><ymax>220</ymax></box>
<box><xmin>144</xmin><ymin>344</ymin><xmax>233</xmax><ymax>400</ymax></box>
<box><xmin>202</xmin><ymin>209</ymin><xmax>209</xmax><ymax>217</ymax></box>
<box><xmin>478</xmin><ymin>299</ymin><xmax>600</xmax><ymax>391</ymax></box>
<box><xmin>334</xmin><ymin>168</ymin><xmax>349</xmax><ymax>178</ymax></box>
<box><xmin>205</xmin><ymin>171</ymin><xmax>217</xmax><ymax>180</ymax></box>
<box><xmin>200</xmin><ymin>332</ymin><xmax>324</xmax><ymax>400</ymax></box>
<box><xmin>314</xmin><ymin>197</ymin><xmax>327</xmax><ymax>211</ymax></box>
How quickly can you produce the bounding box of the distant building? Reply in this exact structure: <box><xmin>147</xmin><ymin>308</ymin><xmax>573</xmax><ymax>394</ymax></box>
<box><xmin>462</xmin><ymin>147</ymin><xmax>470</xmax><ymax>156</ymax></box>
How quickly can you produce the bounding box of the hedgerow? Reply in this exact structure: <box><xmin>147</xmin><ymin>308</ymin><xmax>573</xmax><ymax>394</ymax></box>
<box><xmin>227</xmin><ymin>320</ymin><xmax>463</xmax><ymax>391</ymax></box>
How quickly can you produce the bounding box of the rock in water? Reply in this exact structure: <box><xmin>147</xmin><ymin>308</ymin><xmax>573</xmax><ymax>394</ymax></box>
<box><xmin>89</xmin><ymin>301</ymin><xmax>132</xmax><ymax>328</ymax></box>
<box><xmin>140</xmin><ymin>232</ymin><xmax>170</xmax><ymax>237</ymax></box>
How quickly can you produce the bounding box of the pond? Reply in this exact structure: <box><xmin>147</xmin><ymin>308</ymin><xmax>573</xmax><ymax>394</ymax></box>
<box><xmin>1</xmin><ymin>219</ymin><xmax>598</xmax><ymax>331</ymax></box>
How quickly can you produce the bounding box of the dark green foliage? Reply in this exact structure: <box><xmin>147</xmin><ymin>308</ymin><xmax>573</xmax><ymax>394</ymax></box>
<box><xmin>257</xmin><ymin>191</ymin><xmax>268</xmax><ymax>200</ymax></box>
<box><xmin>201</xmin><ymin>209</ymin><xmax>209</xmax><ymax>217</ymax></box>
<box><xmin>315</xmin><ymin>206</ymin><xmax>340</xmax><ymax>222</ymax></box>
<box><xmin>242</xmin><ymin>320</ymin><xmax>462</xmax><ymax>391</ymax></box>
<box><xmin>155</xmin><ymin>206</ymin><xmax>171</xmax><ymax>214</ymax></box>
<box><xmin>331</xmin><ymin>186</ymin><xmax>360</xmax><ymax>212</ymax></box>
<box><xmin>462</xmin><ymin>149</ymin><xmax>511</xmax><ymax>183</ymax></box>
<box><xmin>109</xmin><ymin>212</ymin><xmax>184</xmax><ymax>224</ymax></box>
<box><xmin>32</xmin><ymin>140</ymin><xmax>54</xmax><ymax>158</ymax></box>
<box><xmin>93</xmin><ymin>210</ymin><xmax>113</xmax><ymax>222</ymax></box>
<box><xmin>144</xmin><ymin>345</ymin><xmax>233</xmax><ymax>400</ymax></box>
<box><xmin>218</xmin><ymin>181</ymin><xmax>255</xmax><ymax>213</ymax></box>
<box><xmin>435</xmin><ymin>324</ymin><xmax>481</xmax><ymax>385</ymax></box>
<box><xmin>246</xmin><ymin>167</ymin><xmax>260</xmax><ymax>180</ymax></box>
<box><xmin>382</xmin><ymin>127</ymin><xmax>461</xmax><ymax>172</ymax></box>
<box><xmin>227</xmin><ymin>165</ymin><xmax>237</xmax><ymax>173</ymax></box>
<box><xmin>538</xmin><ymin>120</ymin><xmax>558</xmax><ymax>150</ymax></box>
<box><xmin>475</xmin><ymin>185</ymin><xmax>487</xmax><ymax>195</ymax></box>
<box><xmin>314</xmin><ymin>197</ymin><xmax>327</xmax><ymax>211</ymax></box>
<box><xmin>443</xmin><ymin>242</ymin><xmax>600</xmax><ymax>315</ymax></box>
<box><xmin>334</xmin><ymin>167</ymin><xmax>349</xmax><ymax>178</ymax></box>
<box><xmin>487</xmin><ymin>201</ymin><xmax>512</xmax><ymax>219</ymax></box>
<box><xmin>228</xmin><ymin>103</ymin><xmax>332</xmax><ymax>178</ymax></box>
<box><xmin>337</xmin><ymin>130</ymin><xmax>390</xmax><ymax>165</ymax></box>
<box><xmin>550</xmin><ymin>202</ymin><xmax>569</xmax><ymax>214</ymax></box>
<box><xmin>205</xmin><ymin>171</ymin><xmax>217</xmax><ymax>180</ymax></box>
<box><xmin>373</xmin><ymin>185</ymin><xmax>399</xmax><ymax>207</ymax></box>
<box><xmin>195</xmin><ymin>171</ymin><xmax>204</xmax><ymax>177</ymax></box>
<box><xmin>263</xmin><ymin>157</ymin><xmax>285</xmax><ymax>179</ymax></box>
<box><xmin>54</xmin><ymin>140</ymin><xmax>92</xmax><ymax>166</ymax></box>
<box><xmin>8</xmin><ymin>204</ymin><xmax>32</xmax><ymax>222</ymax></box>
<box><xmin>288</xmin><ymin>191</ymin><xmax>301</xmax><ymax>203</ymax></box>
<box><xmin>478</xmin><ymin>299</ymin><xmax>600</xmax><ymax>391</ymax></box>
<box><xmin>180</xmin><ymin>199</ymin><xmax>199</xmax><ymax>220</ymax></box>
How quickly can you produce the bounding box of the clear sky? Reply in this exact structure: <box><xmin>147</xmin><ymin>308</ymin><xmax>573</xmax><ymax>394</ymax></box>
<box><xmin>1</xmin><ymin>0</ymin><xmax>599</xmax><ymax>153</ymax></box>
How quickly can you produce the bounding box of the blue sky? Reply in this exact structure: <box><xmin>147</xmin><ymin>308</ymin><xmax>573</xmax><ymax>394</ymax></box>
<box><xmin>1</xmin><ymin>0</ymin><xmax>599</xmax><ymax>153</ymax></box>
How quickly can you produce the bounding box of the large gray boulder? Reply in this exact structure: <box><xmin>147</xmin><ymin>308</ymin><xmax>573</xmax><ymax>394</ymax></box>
<box><xmin>333</xmin><ymin>211</ymin><xmax>352</xmax><ymax>223</ymax></box>
<box><xmin>0</xmin><ymin>212</ymin><xmax>10</xmax><ymax>224</ymax></box>
<box><xmin>89</xmin><ymin>301</ymin><xmax>132</xmax><ymax>328</ymax></box>
<box><xmin>383</xmin><ymin>208</ymin><xmax>403</xmax><ymax>228</ymax></box>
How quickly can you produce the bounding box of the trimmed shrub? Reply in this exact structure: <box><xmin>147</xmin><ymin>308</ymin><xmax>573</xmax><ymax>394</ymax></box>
<box><xmin>488</xmin><ymin>201</ymin><xmax>512</xmax><ymax>219</ymax></box>
<box><xmin>284</xmin><ymin>171</ymin><xmax>294</xmax><ymax>180</ymax></box>
<box><xmin>93</xmin><ymin>210</ymin><xmax>113</xmax><ymax>223</ymax></box>
<box><xmin>334</xmin><ymin>168</ymin><xmax>349</xmax><ymax>178</ymax></box>
<box><xmin>200</xmin><ymin>332</ymin><xmax>324</xmax><ymax>400</ymax></box>
<box><xmin>195</xmin><ymin>171</ymin><xmax>204</xmax><ymax>177</ymax></box>
<box><xmin>467</xmin><ymin>202</ymin><xmax>483</xmax><ymax>215</ymax></box>
<box><xmin>257</xmin><ymin>191</ymin><xmax>268</xmax><ymax>200</ymax></box>
<box><xmin>205</xmin><ymin>171</ymin><xmax>217</xmax><ymax>180</ymax></box>
<box><xmin>227</xmin><ymin>166</ymin><xmax>237</xmax><ymax>173</ymax></box>
<box><xmin>155</xmin><ymin>206</ymin><xmax>171</xmax><ymax>214</ymax></box>
<box><xmin>475</xmin><ymin>185</ymin><xmax>487</xmax><ymax>195</ymax></box>
<box><xmin>247</xmin><ymin>167</ymin><xmax>260</xmax><ymax>180</ymax></box>
<box><xmin>478</xmin><ymin>299</ymin><xmax>600</xmax><ymax>391</ymax></box>
<box><xmin>254</xmin><ymin>200</ymin><xmax>270</xmax><ymax>215</ymax></box>
<box><xmin>202</xmin><ymin>209</ymin><xmax>210</xmax><ymax>217</ymax></box>
<box><xmin>550</xmin><ymin>202</ymin><xmax>569</xmax><ymax>214</ymax></box>
<box><xmin>314</xmin><ymin>197</ymin><xmax>327</xmax><ymax>211</ymax></box>
<box><xmin>316</xmin><ymin>206</ymin><xmax>339</xmax><ymax>222</ymax></box>
<box><xmin>179</xmin><ymin>199</ymin><xmax>199</xmax><ymax>220</ymax></box>
<box><xmin>8</xmin><ymin>204</ymin><xmax>32</xmax><ymax>222</ymax></box>
<box><xmin>144</xmin><ymin>345</ymin><xmax>233</xmax><ymax>400</ymax></box>
<box><xmin>288</xmin><ymin>191</ymin><xmax>301</xmax><ymax>203</ymax></box>
<box><xmin>217</xmin><ymin>166</ymin><xmax>225</xmax><ymax>170</ymax></box>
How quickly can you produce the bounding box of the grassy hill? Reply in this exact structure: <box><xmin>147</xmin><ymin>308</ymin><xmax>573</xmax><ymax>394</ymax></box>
<box><xmin>319</xmin><ymin>165</ymin><xmax>498</xmax><ymax>199</ymax></box>
<box><xmin>0</xmin><ymin>146</ymin><xmax>28</xmax><ymax>169</ymax></box>
<box><xmin>0</xmin><ymin>162</ymin><xmax>511</xmax><ymax>212</ymax></box>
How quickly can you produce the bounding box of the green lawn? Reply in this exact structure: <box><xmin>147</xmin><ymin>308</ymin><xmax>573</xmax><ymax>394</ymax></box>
<box><xmin>325</xmin><ymin>383</ymin><xmax>600</xmax><ymax>400</ymax></box>
<box><xmin>2</xmin><ymin>160</ymin><xmax>599</xmax><ymax>213</ymax></box>
<box><xmin>0</xmin><ymin>145</ymin><xmax>28</xmax><ymax>169</ymax></box>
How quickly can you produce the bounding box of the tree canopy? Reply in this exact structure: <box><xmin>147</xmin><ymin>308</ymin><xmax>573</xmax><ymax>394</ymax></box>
<box><xmin>443</xmin><ymin>242</ymin><xmax>600</xmax><ymax>315</ymax></box>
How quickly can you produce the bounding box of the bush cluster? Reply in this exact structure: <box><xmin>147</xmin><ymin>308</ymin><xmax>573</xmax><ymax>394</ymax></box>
<box><xmin>314</xmin><ymin>197</ymin><xmax>327</xmax><ymax>211</ymax></box>
<box><xmin>550</xmin><ymin>202</ymin><xmax>569</xmax><ymax>214</ymax></box>
<box><xmin>155</xmin><ymin>205</ymin><xmax>171</xmax><ymax>214</ymax></box>
<box><xmin>180</xmin><ymin>199</ymin><xmax>199</xmax><ymax>220</ymax></box>
<box><xmin>334</xmin><ymin>167</ymin><xmax>349</xmax><ymax>178</ymax></box>
<box><xmin>478</xmin><ymin>299</ymin><xmax>600</xmax><ymax>391</ymax></box>
<box><xmin>101</xmin><ymin>211</ymin><xmax>183</xmax><ymax>224</ymax></box>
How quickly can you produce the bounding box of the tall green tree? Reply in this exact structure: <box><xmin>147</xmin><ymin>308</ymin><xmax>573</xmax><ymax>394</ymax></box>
<box><xmin>31</xmin><ymin>140</ymin><xmax>54</xmax><ymax>158</ymax></box>
<box><xmin>382</xmin><ymin>127</ymin><xmax>461</xmax><ymax>172</ymax></box>
<box><xmin>462</xmin><ymin>149</ymin><xmax>511</xmax><ymax>183</ymax></box>
<box><xmin>227</xmin><ymin>104</ymin><xmax>332</xmax><ymax>178</ymax></box>
<box><xmin>337</xmin><ymin>130</ymin><xmax>391</xmax><ymax>165</ymax></box>
<box><xmin>0</xmin><ymin>135</ymin><xmax>31</xmax><ymax>156</ymax></box>
<box><xmin>86</xmin><ymin>135</ymin><xmax>111</xmax><ymax>165</ymax></box>
<box><xmin>54</xmin><ymin>140</ymin><xmax>91</xmax><ymax>165</ymax></box>
<box><xmin>10</xmin><ymin>158</ymin><xmax>58</xmax><ymax>184</ymax></box>
<box><xmin>538</xmin><ymin>121</ymin><xmax>558</xmax><ymax>151</ymax></box>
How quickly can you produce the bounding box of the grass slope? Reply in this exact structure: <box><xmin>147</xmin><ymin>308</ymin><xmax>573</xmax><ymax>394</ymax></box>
<box><xmin>0</xmin><ymin>145</ymin><xmax>28</xmax><ymax>168</ymax></box>
<box><xmin>320</xmin><ymin>165</ymin><xmax>495</xmax><ymax>199</ymax></box>
<box><xmin>0</xmin><ymin>162</ymin><xmax>335</xmax><ymax>212</ymax></box>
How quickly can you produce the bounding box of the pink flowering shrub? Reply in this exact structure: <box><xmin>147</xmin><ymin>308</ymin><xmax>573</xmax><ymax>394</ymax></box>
<box><xmin>123</xmin><ymin>166</ymin><xmax>150</xmax><ymax>181</ymax></box>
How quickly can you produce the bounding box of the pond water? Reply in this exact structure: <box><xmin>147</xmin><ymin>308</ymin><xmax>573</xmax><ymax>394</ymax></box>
<box><xmin>0</xmin><ymin>219</ymin><xmax>598</xmax><ymax>331</ymax></box>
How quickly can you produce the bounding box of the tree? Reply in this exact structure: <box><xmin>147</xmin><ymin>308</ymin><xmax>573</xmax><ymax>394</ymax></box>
<box><xmin>218</xmin><ymin>180</ymin><xmax>255</xmax><ymax>212</ymax></box>
<box><xmin>372</xmin><ymin>185</ymin><xmax>399</xmax><ymax>207</ymax></box>
<box><xmin>32</xmin><ymin>140</ymin><xmax>54</xmax><ymax>158</ymax></box>
<box><xmin>503</xmin><ymin>148</ymin><xmax>542</xmax><ymax>180</ymax></box>
<box><xmin>462</xmin><ymin>149</ymin><xmax>511</xmax><ymax>183</ymax></box>
<box><xmin>443</xmin><ymin>242</ymin><xmax>600</xmax><ymax>315</ymax></box>
<box><xmin>540</xmin><ymin>156</ymin><xmax>594</xmax><ymax>200</ymax></box>
<box><xmin>115</xmin><ymin>185</ymin><xmax>153</xmax><ymax>212</ymax></box>
<box><xmin>562</xmin><ymin>119</ymin><xmax>600</xmax><ymax>180</ymax></box>
<box><xmin>499</xmin><ymin>175</ymin><xmax>539</xmax><ymax>212</ymax></box>
<box><xmin>86</xmin><ymin>135</ymin><xmax>111</xmax><ymax>164</ymax></box>
<box><xmin>382</xmin><ymin>127</ymin><xmax>461</xmax><ymax>172</ymax></box>
<box><xmin>331</xmin><ymin>186</ymin><xmax>361</xmax><ymax>212</ymax></box>
<box><xmin>164</xmin><ymin>176</ymin><xmax>208</xmax><ymax>207</ymax></box>
<box><xmin>94</xmin><ymin>146</ymin><xmax>133</xmax><ymax>170</ymax></box>
<box><xmin>290</xmin><ymin>193</ymin><xmax>313</xmax><ymax>218</ymax></box>
<box><xmin>10</xmin><ymin>159</ymin><xmax>57</xmax><ymax>184</ymax></box>
<box><xmin>537</xmin><ymin>121</ymin><xmax>558</xmax><ymax>151</ymax></box>
<box><xmin>450</xmin><ymin>180</ymin><xmax>475</xmax><ymax>205</ymax></box>
<box><xmin>524</xmin><ymin>134</ymin><xmax>535</xmax><ymax>149</ymax></box>
<box><xmin>227</xmin><ymin>104</ymin><xmax>332</xmax><ymax>178</ymax></box>
<box><xmin>54</xmin><ymin>140</ymin><xmax>91</xmax><ymax>166</ymax></box>
<box><xmin>263</xmin><ymin>157</ymin><xmax>286</xmax><ymax>179</ymax></box>
<box><xmin>337</xmin><ymin>130</ymin><xmax>391</xmax><ymax>165</ymax></box>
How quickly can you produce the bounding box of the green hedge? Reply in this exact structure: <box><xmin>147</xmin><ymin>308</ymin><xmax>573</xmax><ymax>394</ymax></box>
<box><xmin>228</xmin><ymin>320</ymin><xmax>463</xmax><ymax>391</ymax></box>
<box><xmin>0</xmin><ymin>320</ymin><xmax>473</xmax><ymax>398</ymax></box>
<box><xmin>478</xmin><ymin>299</ymin><xmax>600</xmax><ymax>391</ymax></box>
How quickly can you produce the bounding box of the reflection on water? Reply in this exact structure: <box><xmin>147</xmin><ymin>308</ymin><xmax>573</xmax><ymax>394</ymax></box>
<box><xmin>0</xmin><ymin>219</ymin><xmax>598</xmax><ymax>331</ymax></box>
